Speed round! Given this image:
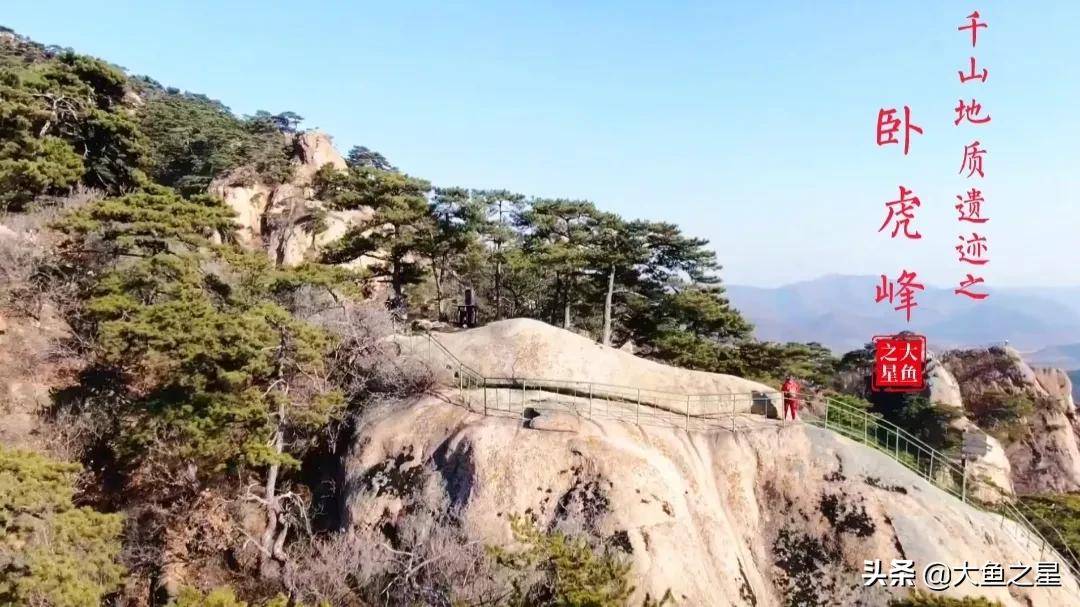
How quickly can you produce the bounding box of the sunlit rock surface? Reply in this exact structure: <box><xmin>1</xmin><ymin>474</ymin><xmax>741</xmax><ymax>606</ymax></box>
<box><xmin>345</xmin><ymin>324</ymin><xmax>1076</xmax><ymax>606</ymax></box>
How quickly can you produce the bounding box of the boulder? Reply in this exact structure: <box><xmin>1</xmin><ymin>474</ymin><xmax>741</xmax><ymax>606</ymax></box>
<box><xmin>924</xmin><ymin>354</ymin><xmax>964</xmax><ymax>412</ymax></box>
<box><xmin>944</xmin><ymin>347</ymin><xmax>1080</xmax><ymax>494</ymax></box>
<box><xmin>344</xmin><ymin>396</ymin><xmax>1075</xmax><ymax>607</ymax></box>
<box><xmin>526</xmin><ymin>410</ymin><xmax>581</xmax><ymax>433</ymax></box>
<box><xmin>208</xmin><ymin>179</ymin><xmax>273</xmax><ymax>248</ymax></box>
<box><xmin>956</xmin><ymin>421</ymin><xmax>1014</xmax><ymax>501</ymax></box>
<box><xmin>417</xmin><ymin>318</ymin><xmax>779</xmax><ymax>414</ymax></box>
<box><xmin>207</xmin><ymin>130</ymin><xmax>367</xmax><ymax>266</ymax></box>
<box><xmin>292</xmin><ymin>130</ymin><xmax>347</xmax><ymax>182</ymax></box>
<box><xmin>1034</xmin><ymin>367</ymin><xmax>1075</xmax><ymax>411</ymax></box>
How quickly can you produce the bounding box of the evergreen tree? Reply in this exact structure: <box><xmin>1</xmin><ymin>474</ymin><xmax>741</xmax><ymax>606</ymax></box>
<box><xmin>518</xmin><ymin>198</ymin><xmax>602</xmax><ymax>329</ymax></box>
<box><xmin>344</xmin><ymin>144</ymin><xmax>395</xmax><ymax>171</ymax></box>
<box><xmin>422</xmin><ymin>186</ymin><xmax>485</xmax><ymax>320</ymax></box>
<box><xmin>587</xmin><ymin>214</ymin><xmax>647</xmax><ymax>346</ymax></box>
<box><xmin>490</xmin><ymin>515</ymin><xmax>635</xmax><ymax>607</ymax></box>
<box><xmin>474</xmin><ymin>189</ymin><xmax>526</xmax><ymax>319</ymax></box>
<box><xmin>56</xmin><ymin>186</ymin><xmax>349</xmax><ymax>577</ymax></box>
<box><xmin>314</xmin><ymin>164</ymin><xmax>433</xmax><ymax>300</ymax></box>
<box><xmin>139</xmin><ymin>91</ymin><xmax>296</xmax><ymax>194</ymax></box>
<box><xmin>0</xmin><ymin>47</ymin><xmax>149</xmax><ymax>210</ymax></box>
<box><xmin>0</xmin><ymin>447</ymin><xmax>125</xmax><ymax>607</ymax></box>
<box><xmin>0</xmin><ymin>71</ymin><xmax>84</xmax><ymax>210</ymax></box>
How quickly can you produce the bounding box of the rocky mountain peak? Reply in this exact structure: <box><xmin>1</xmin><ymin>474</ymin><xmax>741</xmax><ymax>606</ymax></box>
<box><xmin>207</xmin><ymin>130</ymin><xmax>369</xmax><ymax>267</ymax></box>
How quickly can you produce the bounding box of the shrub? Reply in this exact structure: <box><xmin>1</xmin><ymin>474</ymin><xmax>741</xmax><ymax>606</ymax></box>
<box><xmin>174</xmin><ymin>586</ymin><xmax>316</xmax><ymax>607</ymax></box>
<box><xmin>889</xmin><ymin>590</ymin><xmax>1002</xmax><ymax>606</ymax></box>
<box><xmin>0</xmin><ymin>446</ymin><xmax>124</xmax><ymax>606</ymax></box>
<box><xmin>869</xmin><ymin>393</ymin><xmax>962</xmax><ymax>452</ymax></box>
<box><xmin>1018</xmin><ymin>494</ymin><xmax>1080</xmax><ymax>567</ymax></box>
<box><xmin>967</xmin><ymin>390</ymin><xmax>1034</xmax><ymax>443</ymax></box>
<box><xmin>490</xmin><ymin>514</ymin><xmax>673</xmax><ymax>607</ymax></box>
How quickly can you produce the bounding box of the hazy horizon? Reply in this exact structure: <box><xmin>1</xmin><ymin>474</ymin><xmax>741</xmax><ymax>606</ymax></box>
<box><xmin>728</xmin><ymin>273</ymin><xmax>1080</xmax><ymax>291</ymax></box>
<box><xmin>5</xmin><ymin>1</ymin><xmax>1078</xmax><ymax>288</ymax></box>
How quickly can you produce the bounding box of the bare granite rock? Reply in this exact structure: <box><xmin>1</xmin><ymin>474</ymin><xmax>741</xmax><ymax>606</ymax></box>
<box><xmin>419</xmin><ymin>318</ymin><xmax>780</xmax><ymax>414</ymax></box>
<box><xmin>944</xmin><ymin>347</ymin><xmax>1080</xmax><ymax>494</ymax></box>
<box><xmin>346</xmin><ymin>326</ymin><xmax>1077</xmax><ymax>606</ymax></box>
<box><xmin>208</xmin><ymin>130</ymin><xmax>372</xmax><ymax>266</ymax></box>
<box><xmin>925</xmin><ymin>354</ymin><xmax>964</xmax><ymax>412</ymax></box>
<box><xmin>344</xmin><ymin>396</ymin><xmax>1074</xmax><ymax>607</ymax></box>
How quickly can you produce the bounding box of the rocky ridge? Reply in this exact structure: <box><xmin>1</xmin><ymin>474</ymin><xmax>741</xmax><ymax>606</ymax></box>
<box><xmin>940</xmin><ymin>346</ymin><xmax>1080</xmax><ymax>495</ymax></box>
<box><xmin>208</xmin><ymin>131</ymin><xmax>371</xmax><ymax>267</ymax></box>
<box><xmin>342</xmin><ymin>322</ymin><xmax>1077</xmax><ymax>606</ymax></box>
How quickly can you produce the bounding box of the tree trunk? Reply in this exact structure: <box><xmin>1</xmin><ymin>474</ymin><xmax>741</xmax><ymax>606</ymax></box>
<box><xmin>432</xmin><ymin>263</ymin><xmax>445</xmax><ymax>321</ymax></box>
<box><xmin>563</xmin><ymin>279</ymin><xmax>572</xmax><ymax>330</ymax></box>
<box><xmin>494</xmin><ymin>248</ymin><xmax>502</xmax><ymax>320</ymax></box>
<box><xmin>602</xmin><ymin>265</ymin><xmax>615</xmax><ymax>346</ymax></box>
<box><xmin>259</xmin><ymin>400</ymin><xmax>286</xmax><ymax>578</ymax></box>
<box><xmin>392</xmin><ymin>261</ymin><xmax>402</xmax><ymax>299</ymax></box>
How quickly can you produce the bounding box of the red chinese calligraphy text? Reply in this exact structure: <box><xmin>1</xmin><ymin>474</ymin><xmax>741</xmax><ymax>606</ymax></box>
<box><xmin>879</xmin><ymin>186</ymin><xmax>922</xmax><ymax>239</ymax></box>
<box><xmin>959</xmin><ymin>56</ymin><xmax>989</xmax><ymax>84</ymax></box>
<box><xmin>875</xmin><ymin>270</ymin><xmax>925</xmax><ymax>322</ymax></box>
<box><xmin>958</xmin><ymin>11</ymin><xmax>988</xmax><ymax>47</ymax></box>
<box><xmin>954</xmin><ymin>99</ymin><xmax>991</xmax><ymax>126</ymax></box>
<box><xmin>959</xmin><ymin>141</ymin><xmax>987</xmax><ymax>178</ymax></box>
<box><xmin>956</xmin><ymin>189</ymin><xmax>988</xmax><ymax>223</ymax></box>
<box><xmin>876</xmin><ymin>106</ymin><xmax>923</xmax><ymax>155</ymax></box>
<box><xmin>957</xmin><ymin>232</ymin><xmax>990</xmax><ymax>265</ymax></box>
<box><xmin>955</xmin><ymin>274</ymin><xmax>990</xmax><ymax>300</ymax></box>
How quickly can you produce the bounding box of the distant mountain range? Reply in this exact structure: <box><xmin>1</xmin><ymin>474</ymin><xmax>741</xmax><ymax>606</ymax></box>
<box><xmin>1027</xmin><ymin>344</ymin><xmax>1080</xmax><ymax>370</ymax></box>
<box><xmin>726</xmin><ymin>275</ymin><xmax>1080</xmax><ymax>370</ymax></box>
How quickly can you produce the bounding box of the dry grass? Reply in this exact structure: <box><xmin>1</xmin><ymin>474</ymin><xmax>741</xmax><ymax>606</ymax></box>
<box><xmin>286</xmin><ymin>474</ymin><xmax>502</xmax><ymax>607</ymax></box>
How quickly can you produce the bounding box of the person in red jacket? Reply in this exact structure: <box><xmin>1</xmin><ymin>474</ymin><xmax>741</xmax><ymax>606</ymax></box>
<box><xmin>781</xmin><ymin>376</ymin><xmax>801</xmax><ymax>420</ymax></box>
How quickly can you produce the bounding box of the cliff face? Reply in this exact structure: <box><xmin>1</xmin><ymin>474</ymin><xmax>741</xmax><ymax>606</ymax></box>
<box><xmin>341</xmin><ymin>323</ymin><xmax>1076</xmax><ymax>606</ymax></box>
<box><xmin>910</xmin><ymin>353</ymin><xmax>1014</xmax><ymax>499</ymax></box>
<box><xmin>208</xmin><ymin>131</ymin><xmax>372</xmax><ymax>266</ymax></box>
<box><xmin>943</xmin><ymin>347</ymin><xmax>1080</xmax><ymax>494</ymax></box>
<box><xmin>343</xmin><ymin>397</ymin><xmax>1071</xmax><ymax>607</ymax></box>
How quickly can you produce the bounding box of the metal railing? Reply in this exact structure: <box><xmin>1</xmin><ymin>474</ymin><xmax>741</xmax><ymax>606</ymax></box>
<box><xmin>806</xmin><ymin>394</ymin><xmax>1080</xmax><ymax>589</ymax></box>
<box><xmin>401</xmin><ymin>332</ymin><xmax>778</xmax><ymax>432</ymax></box>
<box><xmin>401</xmin><ymin>331</ymin><xmax>1080</xmax><ymax>593</ymax></box>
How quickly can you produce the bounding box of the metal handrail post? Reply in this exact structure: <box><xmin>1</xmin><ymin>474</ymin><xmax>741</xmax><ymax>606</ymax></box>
<box><xmin>588</xmin><ymin>383</ymin><xmax>593</xmax><ymax>419</ymax></box>
<box><xmin>961</xmin><ymin>459</ymin><xmax>967</xmax><ymax>503</ymax></box>
<box><xmin>417</xmin><ymin>338</ymin><xmax>1080</xmax><ymax>598</ymax></box>
<box><xmin>636</xmin><ymin>388</ymin><xmax>641</xmax><ymax>425</ymax></box>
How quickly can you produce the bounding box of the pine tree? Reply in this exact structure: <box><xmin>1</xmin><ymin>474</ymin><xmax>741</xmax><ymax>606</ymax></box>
<box><xmin>314</xmin><ymin>164</ymin><xmax>433</xmax><ymax>300</ymax></box>
<box><xmin>518</xmin><ymin>198</ymin><xmax>602</xmax><ymax>329</ymax></box>
<box><xmin>56</xmin><ymin>186</ymin><xmax>350</xmax><ymax>578</ymax></box>
<box><xmin>0</xmin><ymin>447</ymin><xmax>125</xmax><ymax>607</ymax></box>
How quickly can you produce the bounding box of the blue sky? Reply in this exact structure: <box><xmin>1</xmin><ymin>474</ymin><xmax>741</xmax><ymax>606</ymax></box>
<box><xmin>5</xmin><ymin>1</ymin><xmax>1078</xmax><ymax>287</ymax></box>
